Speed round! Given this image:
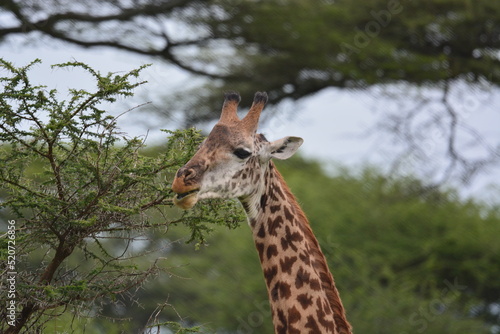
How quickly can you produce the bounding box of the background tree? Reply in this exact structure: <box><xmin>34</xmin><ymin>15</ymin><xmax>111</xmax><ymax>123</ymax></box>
<box><xmin>2</xmin><ymin>0</ymin><xmax>499</xmax><ymax>95</ymax></box>
<box><xmin>1</xmin><ymin>0</ymin><xmax>499</xmax><ymax>184</ymax></box>
<box><xmin>0</xmin><ymin>59</ymin><xmax>243</xmax><ymax>333</ymax></box>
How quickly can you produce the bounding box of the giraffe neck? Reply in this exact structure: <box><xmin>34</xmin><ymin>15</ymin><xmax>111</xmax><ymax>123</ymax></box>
<box><xmin>241</xmin><ymin>162</ymin><xmax>351</xmax><ymax>334</ymax></box>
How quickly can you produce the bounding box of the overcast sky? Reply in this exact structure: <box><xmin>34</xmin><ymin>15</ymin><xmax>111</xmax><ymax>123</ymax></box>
<box><xmin>1</xmin><ymin>40</ymin><xmax>499</xmax><ymax>202</ymax></box>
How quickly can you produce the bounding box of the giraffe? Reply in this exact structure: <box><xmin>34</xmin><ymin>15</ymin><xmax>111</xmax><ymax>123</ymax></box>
<box><xmin>171</xmin><ymin>91</ymin><xmax>352</xmax><ymax>334</ymax></box>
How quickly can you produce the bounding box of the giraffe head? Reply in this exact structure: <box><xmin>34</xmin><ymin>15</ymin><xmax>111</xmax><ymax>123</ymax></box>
<box><xmin>172</xmin><ymin>91</ymin><xmax>303</xmax><ymax>210</ymax></box>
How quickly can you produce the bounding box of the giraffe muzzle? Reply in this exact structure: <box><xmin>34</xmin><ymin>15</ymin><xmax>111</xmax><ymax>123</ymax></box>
<box><xmin>172</xmin><ymin>164</ymin><xmax>203</xmax><ymax>209</ymax></box>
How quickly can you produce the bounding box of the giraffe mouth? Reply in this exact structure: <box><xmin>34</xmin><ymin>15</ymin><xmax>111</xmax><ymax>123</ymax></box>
<box><xmin>173</xmin><ymin>189</ymin><xmax>199</xmax><ymax>209</ymax></box>
<box><xmin>175</xmin><ymin>189</ymin><xmax>199</xmax><ymax>200</ymax></box>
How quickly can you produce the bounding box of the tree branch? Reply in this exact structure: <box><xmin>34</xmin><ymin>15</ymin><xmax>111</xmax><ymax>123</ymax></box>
<box><xmin>0</xmin><ymin>0</ymin><xmax>229</xmax><ymax>79</ymax></box>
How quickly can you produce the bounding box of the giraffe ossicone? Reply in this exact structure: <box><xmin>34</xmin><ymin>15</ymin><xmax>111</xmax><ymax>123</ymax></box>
<box><xmin>172</xmin><ymin>91</ymin><xmax>352</xmax><ymax>334</ymax></box>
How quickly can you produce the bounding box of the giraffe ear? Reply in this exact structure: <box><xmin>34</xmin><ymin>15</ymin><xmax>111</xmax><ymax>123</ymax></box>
<box><xmin>267</xmin><ymin>136</ymin><xmax>304</xmax><ymax>160</ymax></box>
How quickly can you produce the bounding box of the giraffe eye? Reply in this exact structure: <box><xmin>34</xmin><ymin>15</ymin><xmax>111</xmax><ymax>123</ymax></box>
<box><xmin>233</xmin><ymin>148</ymin><xmax>252</xmax><ymax>159</ymax></box>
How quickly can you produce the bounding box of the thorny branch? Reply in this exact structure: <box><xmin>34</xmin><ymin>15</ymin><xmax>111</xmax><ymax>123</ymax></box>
<box><xmin>0</xmin><ymin>60</ymin><xmax>228</xmax><ymax>333</ymax></box>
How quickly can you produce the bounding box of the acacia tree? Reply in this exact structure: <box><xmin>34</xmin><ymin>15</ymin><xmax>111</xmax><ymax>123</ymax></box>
<box><xmin>1</xmin><ymin>0</ymin><xmax>499</xmax><ymax>185</ymax></box>
<box><xmin>0</xmin><ymin>59</ymin><xmax>243</xmax><ymax>333</ymax></box>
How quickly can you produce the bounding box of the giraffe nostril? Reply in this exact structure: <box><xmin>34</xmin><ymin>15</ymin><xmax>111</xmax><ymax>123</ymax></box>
<box><xmin>184</xmin><ymin>168</ymin><xmax>197</xmax><ymax>181</ymax></box>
